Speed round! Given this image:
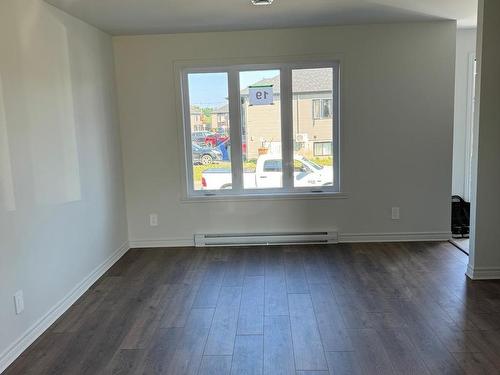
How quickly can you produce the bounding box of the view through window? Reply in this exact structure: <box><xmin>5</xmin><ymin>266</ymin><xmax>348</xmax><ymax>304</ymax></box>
<box><xmin>240</xmin><ymin>69</ymin><xmax>282</xmax><ymax>189</ymax></box>
<box><xmin>292</xmin><ymin>68</ymin><xmax>334</xmax><ymax>187</ymax></box>
<box><xmin>187</xmin><ymin>72</ymin><xmax>231</xmax><ymax>191</ymax></box>
<box><xmin>183</xmin><ymin>62</ymin><xmax>339</xmax><ymax>197</ymax></box>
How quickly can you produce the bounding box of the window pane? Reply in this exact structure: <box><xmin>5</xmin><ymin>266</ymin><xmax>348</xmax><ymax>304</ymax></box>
<box><xmin>313</xmin><ymin>141</ymin><xmax>333</xmax><ymax>156</ymax></box>
<box><xmin>263</xmin><ymin>159</ymin><xmax>282</xmax><ymax>172</ymax></box>
<box><xmin>325</xmin><ymin>141</ymin><xmax>332</xmax><ymax>155</ymax></box>
<box><xmin>323</xmin><ymin>99</ymin><xmax>332</xmax><ymax>118</ymax></box>
<box><xmin>315</xmin><ymin>142</ymin><xmax>321</xmax><ymax>156</ymax></box>
<box><xmin>240</xmin><ymin>70</ymin><xmax>282</xmax><ymax>189</ymax></box>
<box><xmin>187</xmin><ymin>72</ymin><xmax>231</xmax><ymax>191</ymax></box>
<box><xmin>313</xmin><ymin>99</ymin><xmax>321</xmax><ymax>119</ymax></box>
<box><xmin>292</xmin><ymin>67</ymin><xmax>335</xmax><ymax>188</ymax></box>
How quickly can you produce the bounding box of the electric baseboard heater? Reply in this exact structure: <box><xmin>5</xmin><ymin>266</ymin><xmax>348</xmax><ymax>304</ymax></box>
<box><xmin>194</xmin><ymin>231</ymin><xmax>338</xmax><ymax>247</ymax></box>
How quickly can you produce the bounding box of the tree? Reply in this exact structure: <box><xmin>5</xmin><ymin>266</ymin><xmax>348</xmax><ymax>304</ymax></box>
<box><xmin>201</xmin><ymin>107</ymin><xmax>212</xmax><ymax>127</ymax></box>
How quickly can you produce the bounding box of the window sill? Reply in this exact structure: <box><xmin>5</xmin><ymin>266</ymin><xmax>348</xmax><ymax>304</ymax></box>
<box><xmin>180</xmin><ymin>191</ymin><xmax>348</xmax><ymax>203</ymax></box>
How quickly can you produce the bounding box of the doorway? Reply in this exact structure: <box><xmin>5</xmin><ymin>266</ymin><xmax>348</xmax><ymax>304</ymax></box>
<box><xmin>451</xmin><ymin>29</ymin><xmax>477</xmax><ymax>254</ymax></box>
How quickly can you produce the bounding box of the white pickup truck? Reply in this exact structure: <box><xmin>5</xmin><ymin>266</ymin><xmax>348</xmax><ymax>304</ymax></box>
<box><xmin>201</xmin><ymin>154</ymin><xmax>333</xmax><ymax>190</ymax></box>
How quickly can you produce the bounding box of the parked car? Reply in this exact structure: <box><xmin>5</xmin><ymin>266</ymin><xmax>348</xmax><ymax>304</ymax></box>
<box><xmin>192</xmin><ymin>131</ymin><xmax>214</xmax><ymax>145</ymax></box>
<box><xmin>192</xmin><ymin>144</ymin><xmax>223</xmax><ymax>165</ymax></box>
<box><xmin>201</xmin><ymin>154</ymin><xmax>333</xmax><ymax>189</ymax></box>
<box><xmin>205</xmin><ymin>137</ymin><xmax>247</xmax><ymax>159</ymax></box>
<box><xmin>205</xmin><ymin>133</ymin><xmax>229</xmax><ymax>147</ymax></box>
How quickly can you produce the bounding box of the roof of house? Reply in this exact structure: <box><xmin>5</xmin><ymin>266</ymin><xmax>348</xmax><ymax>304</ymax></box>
<box><xmin>240</xmin><ymin>68</ymin><xmax>333</xmax><ymax>95</ymax></box>
<box><xmin>212</xmin><ymin>104</ymin><xmax>228</xmax><ymax>114</ymax></box>
<box><xmin>212</xmin><ymin>68</ymin><xmax>333</xmax><ymax>114</ymax></box>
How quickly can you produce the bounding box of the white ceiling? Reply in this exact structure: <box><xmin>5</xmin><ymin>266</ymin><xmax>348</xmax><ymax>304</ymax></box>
<box><xmin>44</xmin><ymin>0</ymin><xmax>478</xmax><ymax>35</ymax></box>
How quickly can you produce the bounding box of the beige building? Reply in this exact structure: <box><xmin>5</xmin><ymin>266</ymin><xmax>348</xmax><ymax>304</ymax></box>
<box><xmin>190</xmin><ymin>106</ymin><xmax>204</xmax><ymax>131</ymax></box>
<box><xmin>215</xmin><ymin>69</ymin><xmax>335</xmax><ymax>159</ymax></box>
<box><xmin>211</xmin><ymin>104</ymin><xmax>229</xmax><ymax>134</ymax></box>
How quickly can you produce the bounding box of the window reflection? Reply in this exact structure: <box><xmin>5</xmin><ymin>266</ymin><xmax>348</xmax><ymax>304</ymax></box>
<box><xmin>22</xmin><ymin>13</ymin><xmax>82</xmax><ymax>205</ymax></box>
<box><xmin>0</xmin><ymin>74</ymin><xmax>15</xmax><ymax>211</ymax></box>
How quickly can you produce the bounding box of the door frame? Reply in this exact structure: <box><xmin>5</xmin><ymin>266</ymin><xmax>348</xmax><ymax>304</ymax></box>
<box><xmin>464</xmin><ymin>52</ymin><xmax>476</xmax><ymax>202</ymax></box>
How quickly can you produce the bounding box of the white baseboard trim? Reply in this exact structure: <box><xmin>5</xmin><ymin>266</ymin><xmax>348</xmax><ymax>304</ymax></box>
<box><xmin>0</xmin><ymin>241</ymin><xmax>130</xmax><ymax>374</ymax></box>
<box><xmin>339</xmin><ymin>231</ymin><xmax>451</xmax><ymax>243</ymax></box>
<box><xmin>466</xmin><ymin>264</ymin><xmax>500</xmax><ymax>280</ymax></box>
<box><xmin>129</xmin><ymin>237</ymin><xmax>194</xmax><ymax>248</ymax></box>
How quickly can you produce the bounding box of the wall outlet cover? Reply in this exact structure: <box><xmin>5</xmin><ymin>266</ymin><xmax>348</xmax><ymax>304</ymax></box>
<box><xmin>14</xmin><ymin>290</ymin><xmax>24</xmax><ymax>315</ymax></box>
<box><xmin>149</xmin><ymin>213</ymin><xmax>159</xmax><ymax>226</ymax></box>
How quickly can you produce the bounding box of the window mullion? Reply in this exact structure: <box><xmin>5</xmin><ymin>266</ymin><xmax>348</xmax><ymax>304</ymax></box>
<box><xmin>228</xmin><ymin>68</ymin><xmax>243</xmax><ymax>193</ymax></box>
<box><xmin>181</xmin><ymin>71</ymin><xmax>197</xmax><ymax>196</ymax></box>
<box><xmin>332</xmin><ymin>63</ymin><xmax>340</xmax><ymax>191</ymax></box>
<box><xmin>280</xmin><ymin>66</ymin><xmax>294</xmax><ymax>190</ymax></box>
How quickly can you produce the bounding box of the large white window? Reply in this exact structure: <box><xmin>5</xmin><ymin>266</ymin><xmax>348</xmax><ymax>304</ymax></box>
<box><xmin>181</xmin><ymin>62</ymin><xmax>340</xmax><ymax>198</ymax></box>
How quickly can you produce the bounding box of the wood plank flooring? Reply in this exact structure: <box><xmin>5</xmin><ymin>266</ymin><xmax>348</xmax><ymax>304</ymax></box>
<box><xmin>5</xmin><ymin>242</ymin><xmax>500</xmax><ymax>375</ymax></box>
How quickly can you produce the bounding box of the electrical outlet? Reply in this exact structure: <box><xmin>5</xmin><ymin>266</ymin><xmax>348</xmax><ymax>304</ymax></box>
<box><xmin>391</xmin><ymin>207</ymin><xmax>400</xmax><ymax>220</ymax></box>
<box><xmin>149</xmin><ymin>213</ymin><xmax>158</xmax><ymax>227</ymax></box>
<box><xmin>14</xmin><ymin>290</ymin><xmax>24</xmax><ymax>315</ymax></box>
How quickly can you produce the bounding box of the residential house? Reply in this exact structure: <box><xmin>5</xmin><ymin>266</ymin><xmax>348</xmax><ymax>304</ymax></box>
<box><xmin>190</xmin><ymin>106</ymin><xmax>204</xmax><ymax>131</ymax></box>
<box><xmin>240</xmin><ymin>68</ymin><xmax>334</xmax><ymax>159</ymax></box>
<box><xmin>211</xmin><ymin>103</ymin><xmax>229</xmax><ymax>134</ymax></box>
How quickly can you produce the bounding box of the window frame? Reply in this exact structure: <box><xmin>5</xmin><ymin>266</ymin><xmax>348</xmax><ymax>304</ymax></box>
<box><xmin>314</xmin><ymin>141</ymin><xmax>333</xmax><ymax>157</ymax></box>
<box><xmin>180</xmin><ymin>61</ymin><xmax>341</xmax><ymax>199</ymax></box>
<box><xmin>312</xmin><ymin>98</ymin><xmax>333</xmax><ymax>120</ymax></box>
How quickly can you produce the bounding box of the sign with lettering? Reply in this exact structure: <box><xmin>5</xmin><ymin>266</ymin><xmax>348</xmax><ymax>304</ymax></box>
<box><xmin>248</xmin><ymin>85</ymin><xmax>273</xmax><ymax>106</ymax></box>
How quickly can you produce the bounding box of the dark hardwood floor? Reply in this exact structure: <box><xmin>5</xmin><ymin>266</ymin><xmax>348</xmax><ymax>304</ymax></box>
<box><xmin>5</xmin><ymin>242</ymin><xmax>500</xmax><ymax>375</ymax></box>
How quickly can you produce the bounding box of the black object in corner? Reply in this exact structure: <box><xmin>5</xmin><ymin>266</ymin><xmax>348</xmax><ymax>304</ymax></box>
<box><xmin>452</xmin><ymin>195</ymin><xmax>470</xmax><ymax>238</ymax></box>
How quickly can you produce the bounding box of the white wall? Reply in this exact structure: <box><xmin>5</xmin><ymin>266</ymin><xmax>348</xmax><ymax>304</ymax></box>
<box><xmin>113</xmin><ymin>21</ymin><xmax>456</xmax><ymax>246</ymax></box>
<box><xmin>0</xmin><ymin>0</ymin><xmax>128</xmax><ymax>368</ymax></box>
<box><xmin>468</xmin><ymin>0</ymin><xmax>500</xmax><ymax>279</ymax></box>
<box><xmin>452</xmin><ymin>28</ymin><xmax>476</xmax><ymax>200</ymax></box>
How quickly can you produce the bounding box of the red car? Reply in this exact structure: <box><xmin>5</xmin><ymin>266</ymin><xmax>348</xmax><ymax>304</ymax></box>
<box><xmin>204</xmin><ymin>134</ymin><xmax>247</xmax><ymax>156</ymax></box>
<box><xmin>204</xmin><ymin>133</ymin><xmax>229</xmax><ymax>147</ymax></box>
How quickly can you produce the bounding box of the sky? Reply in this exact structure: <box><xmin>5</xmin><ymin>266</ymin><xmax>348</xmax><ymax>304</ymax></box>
<box><xmin>188</xmin><ymin>70</ymin><xmax>279</xmax><ymax>109</ymax></box>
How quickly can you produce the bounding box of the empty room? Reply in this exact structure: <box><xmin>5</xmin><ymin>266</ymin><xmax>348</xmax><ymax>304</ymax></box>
<box><xmin>1</xmin><ymin>0</ymin><xmax>500</xmax><ymax>374</ymax></box>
